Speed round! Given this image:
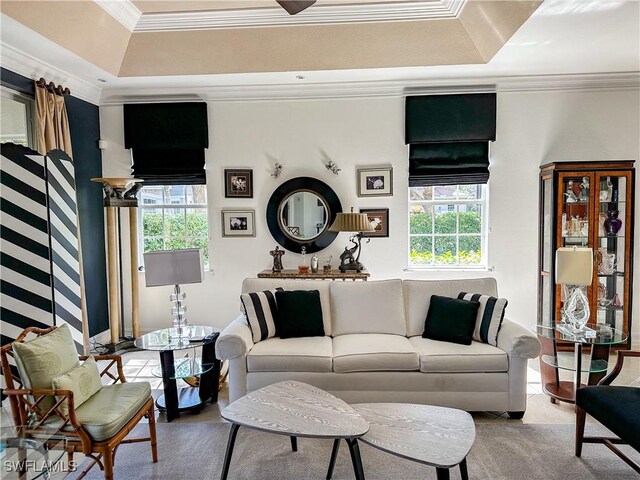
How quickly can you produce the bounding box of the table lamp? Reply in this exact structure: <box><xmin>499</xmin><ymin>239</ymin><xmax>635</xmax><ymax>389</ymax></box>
<box><xmin>556</xmin><ymin>246</ymin><xmax>593</xmax><ymax>331</ymax></box>
<box><xmin>328</xmin><ymin>208</ymin><xmax>375</xmax><ymax>272</ymax></box>
<box><xmin>144</xmin><ymin>248</ymin><xmax>204</xmax><ymax>338</ymax></box>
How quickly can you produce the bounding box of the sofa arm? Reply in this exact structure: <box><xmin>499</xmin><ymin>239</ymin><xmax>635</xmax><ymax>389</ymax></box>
<box><xmin>497</xmin><ymin>318</ymin><xmax>541</xmax><ymax>359</ymax></box>
<box><xmin>216</xmin><ymin>314</ymin><xmax>254</xmax><ymax>360</ymax></box>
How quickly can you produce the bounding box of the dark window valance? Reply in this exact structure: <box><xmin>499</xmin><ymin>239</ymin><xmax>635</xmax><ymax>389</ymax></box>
<box><xmin>405</xmin><ymin>93</ymin><xmax>496</xmax><ymax>144</ymax></box>
<box><xmin>131</xmin><ymin>148</ymin><xmax>205</xmax><ymax>186</ymax></box>
<box><xmin>409</xmin><ymin>142</ymin><xmax>489</xmax><ymax>187</ymax></box>
<box><xmin>124</xmin><ymin>102</ymin><xmax>208</xmax><ymax>185</ymax></box>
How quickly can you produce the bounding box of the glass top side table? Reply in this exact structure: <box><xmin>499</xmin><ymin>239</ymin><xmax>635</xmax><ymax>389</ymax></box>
<box><xmin>534</xmin><ymin>324</ymin><xmax>628</xmax><ymax>405</ymax></box>
<box><xmin>1</xmin><ymin>427</ymin><xmax>68</xmax><ymax>479</ymax></box>
<box><xmin>134</xmin><ymin>326</ymin><xmax>220</xmax><ymax>422</ymax></box>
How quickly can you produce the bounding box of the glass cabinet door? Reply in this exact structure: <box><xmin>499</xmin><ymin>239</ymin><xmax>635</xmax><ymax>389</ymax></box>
<box><xmin>559</xmin><ymin>174</ymin><xmax>592</xmax><ymax>248</ymax></box>
<box><xmin>594</xmin><ymin>173</ymin><xmax>629</xmax><ymax>332</ymax></box>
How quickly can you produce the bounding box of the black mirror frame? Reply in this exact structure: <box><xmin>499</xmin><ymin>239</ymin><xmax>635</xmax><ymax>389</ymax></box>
<box><xmin>266</xmin><ymin>177</ymin><xmax>342</xmax><ymax>254</ymax></box>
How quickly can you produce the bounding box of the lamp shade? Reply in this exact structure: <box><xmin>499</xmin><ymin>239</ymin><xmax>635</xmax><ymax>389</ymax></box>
<box><xmin>555</xmin><ymin>247</ymin><xmax>593</xmax><ymax>286</ymax></box>
<box><xmin>144</xmin><ymin>248</ymin><xmax>204</xmax><ymax>287</ymax></box>
<box><xmin>328</xmin><ymin>211</ymin><xmax>375</xmax><ymax>233</ymax></box>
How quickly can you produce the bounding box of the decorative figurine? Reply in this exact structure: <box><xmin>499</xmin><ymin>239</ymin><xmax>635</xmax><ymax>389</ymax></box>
<box><xmin>564</xmin><ymin>180</ymin><xmax>578</xmax><ymax>203</ymax></box>
<box><xmin>270</xmin><ymin>246</ymin><xmax>285</xmax><ymax>272</ymax></box>
<box><xmin>606</xmin><ymin>176</ymin><xmax>613</xmax><ymax>202</ymax></box>
<box><xmin>310</xmin><ymin>254</ymin><xmax>319</xmax><ymax>273</ymax></box>
<box><xmin>603</xmin><ymin>210</ymin><xmax>622</xmax><ymax>236</ymax></box>
<box><xmin>579</xmin><ymin>177</ymin><xmax>589</xmax><ymax>202</ymax></box>
<box><xmin>323</xmin><ymin>256</ymin><xmax>333</xmax><ymax>272</ymax></box>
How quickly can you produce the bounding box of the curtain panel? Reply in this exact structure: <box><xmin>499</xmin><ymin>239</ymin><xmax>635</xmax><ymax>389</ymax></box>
<box><xmin>35</xmin><ymin>84</ymin><xmax>73</xmax><ymax>157</ymax></box>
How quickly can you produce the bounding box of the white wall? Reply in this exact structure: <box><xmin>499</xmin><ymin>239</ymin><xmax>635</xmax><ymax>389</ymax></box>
<box><xmin>99</xmin><ymin>88</ymin><xmax>640</xmax><ymax>343</ymax></box>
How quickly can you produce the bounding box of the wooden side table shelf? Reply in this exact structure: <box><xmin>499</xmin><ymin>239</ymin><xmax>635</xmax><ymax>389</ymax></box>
<box><xmin>257</xmin><ymin>269</ymin><xmax>369</xmax><ymax>281</ymax></box>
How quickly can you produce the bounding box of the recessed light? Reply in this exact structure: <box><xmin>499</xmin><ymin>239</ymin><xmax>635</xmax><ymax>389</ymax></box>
<box><xmin>97</xmin><ymin>78</ymin><xmax>107</xmax><ymax>83</ymax></box>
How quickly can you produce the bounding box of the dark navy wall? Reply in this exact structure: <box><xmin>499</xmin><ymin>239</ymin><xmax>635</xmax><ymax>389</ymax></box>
<box><xmin>1</xmin><ymin>68</ymin><xmax>109</xmax><ymax>336</ymax></box>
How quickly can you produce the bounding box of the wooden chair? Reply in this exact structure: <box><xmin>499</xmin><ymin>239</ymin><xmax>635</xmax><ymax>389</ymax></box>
<box><xmin>575</xmin><ymin>350</ymin><xmax>640</xmax><ymax>473</ymax></box>
<box><xmin>1</xmin><ymin>326</ymin><xmax>158</xmax><ymax>480</ymax></box>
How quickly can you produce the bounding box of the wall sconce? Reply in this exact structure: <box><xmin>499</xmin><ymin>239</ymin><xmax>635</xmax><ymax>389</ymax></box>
<box><xmin>325</xmin><ymin>161</ymin><xmax>341</xmax><ymax>175</ymax></box>
<box><xmin>271</xmin><ymin>162</ymin><xmax>283</xmax><ymax>178</ymax></box>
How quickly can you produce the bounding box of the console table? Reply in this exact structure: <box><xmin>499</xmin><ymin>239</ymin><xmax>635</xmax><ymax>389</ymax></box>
<box><xmin>257</xmin><ymin>269</ymin><xmax>369</xmax><ymax>281</ymax></box>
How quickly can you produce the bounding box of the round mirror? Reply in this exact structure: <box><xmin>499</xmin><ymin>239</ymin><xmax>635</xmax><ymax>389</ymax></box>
<box><xmin>279</xmin><ymin>191</ymin><xmax>329</xmax><ymax>241</ymax></box>
<box><xmin>267</xmin><ymin>177</ymin><xmax>342</xmax><ymax>253</ymax></box>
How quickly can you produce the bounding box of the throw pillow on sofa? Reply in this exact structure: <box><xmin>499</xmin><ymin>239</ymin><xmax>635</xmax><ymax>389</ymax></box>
<box><xmin>241</xmin><ymin>288</ymin><xmax>284</xmax><ymax>342</ymax></box>
<box><xmin>423</xmin><ymin>295</ymin><xmax>480</xmax><ymax>345</ymax></box>
<box><xmin>457</xmin><ymin>292</ymin><xmax>508</xmax><ymax>346</ymax></box>
<box><xmin>275</xmin><ymin>290</ymin><xmax>324</xmax><ymax>339</ymax></box>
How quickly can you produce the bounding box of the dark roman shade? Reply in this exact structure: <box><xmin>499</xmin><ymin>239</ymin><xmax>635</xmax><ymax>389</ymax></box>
<box><xmin>405</xmin><ymin>93</ymin><xmax>496</xmax><ymax>186</ymax></box>
<box><xmin>124</xmin><ymin>102</ymin><xmax>208</xmax><ymax>185</ymax></box>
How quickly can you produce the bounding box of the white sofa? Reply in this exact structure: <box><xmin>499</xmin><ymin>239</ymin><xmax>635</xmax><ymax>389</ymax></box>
<box><xmin>216</xmin><ymin>278</ymin><xmax>541</xmax><ymax>417</ymax></box>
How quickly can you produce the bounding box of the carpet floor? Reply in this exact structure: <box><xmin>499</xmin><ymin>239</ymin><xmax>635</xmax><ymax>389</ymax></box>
<box><xmin>72</xmin><ymin>422</ymin><xmax>638</xmax><ymax>480</ymax></box>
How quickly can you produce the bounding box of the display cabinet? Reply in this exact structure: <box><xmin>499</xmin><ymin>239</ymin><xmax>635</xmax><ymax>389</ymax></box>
<box><xmin>537</xmin><ymin>161</ymin><xmax>635</xmax><ymax>403</ymax></box>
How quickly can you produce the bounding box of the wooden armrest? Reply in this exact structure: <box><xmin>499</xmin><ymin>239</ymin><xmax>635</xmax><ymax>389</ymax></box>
<box><xmin>598</xmin><ymin>350</ymin><xmax>640</xmax><ymax>386</ymax></box>
<box><xmin>79</xmin><ymin>354</ymin><xmax>126</xmax><ymax>384</ymax></box>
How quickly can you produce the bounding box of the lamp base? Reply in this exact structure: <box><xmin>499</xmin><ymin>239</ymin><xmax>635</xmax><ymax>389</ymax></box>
<box><xmin>339</xmin><ymin>261</ymin><xmax>366</xmax><ymax>273</ymax></box>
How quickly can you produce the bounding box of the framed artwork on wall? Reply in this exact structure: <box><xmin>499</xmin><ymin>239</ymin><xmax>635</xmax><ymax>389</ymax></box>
<box><xmin>357</xmin><ymin>167</ymin><xmax>393</xmax><ymax>197</ymax></box>
<box><xmin>222</xmin><ymin>209</ymin><xmax>255</xmax><ymax>237</ymax></box>
<box><xmin>225</xmin><ymin>169</ymin><xmax>253</xmax><ymax>198</ymax></box>
<box><xmin>360</xmin><ymin>208</ymin><xmax>389</xmax><ymax>237</ymax></box>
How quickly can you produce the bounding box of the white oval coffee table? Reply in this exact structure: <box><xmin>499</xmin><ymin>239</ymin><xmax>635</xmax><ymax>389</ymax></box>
<box><xmin>220</xmin><ymin>381</ymin><xmax>369</xmax><ymax>480</ymax></box>
<box><xmin>327</xmin><ymin>403</ymin><xmax>476</xmax><ymax>480</ymax></box>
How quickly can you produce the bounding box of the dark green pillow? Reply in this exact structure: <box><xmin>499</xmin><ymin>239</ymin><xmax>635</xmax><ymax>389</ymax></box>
<box><xmin>275</xmin><ymin>290</ymin><xmax>325</xmax><ymax>339</ymax></box>
<box><xmin>422</xmin><ymin>295</ymin><xmax>480</xmax><ymax>345</ymax></box>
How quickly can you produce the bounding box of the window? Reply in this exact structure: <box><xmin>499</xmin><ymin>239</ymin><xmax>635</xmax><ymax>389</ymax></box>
<box><xmin>140</xmin><ymin>185</ymin><xmax>209</xmax><ymax>265</ymax></box>
<box><xmin>1</xmin><ymin>87</ymin><xmax>36</xmax><ymax>148</ymax></box>
<box><xmin>409</xmin><ymin>184</ymin><xmax>487</xmax><ymax>268</ymax></box>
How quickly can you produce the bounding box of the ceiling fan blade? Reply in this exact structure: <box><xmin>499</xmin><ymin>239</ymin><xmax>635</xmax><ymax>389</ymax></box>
<box><xmin>276</xmin><ymin>0</ymin><xmax>316</xmax><ymax>15</ymax></box>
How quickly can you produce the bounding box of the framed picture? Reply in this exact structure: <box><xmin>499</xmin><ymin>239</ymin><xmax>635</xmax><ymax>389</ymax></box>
<box><xmin>225</xmin><ymin>169</ymin><xmax>253</xmax><ymax>198</ymax></box>
<box><xmin>222</xmin><ymin>209</ymin><xmax>255</xmax><ymax>237</ymax></box>
<box><xmin>360</xmin><ymin>208</ymin><xmax>389</xmax><ymax>237</ymax></box>
<box><xmin>357</xmin><ymin>167</ymin><xmax>393</xmax><ymax>197</ymax></box>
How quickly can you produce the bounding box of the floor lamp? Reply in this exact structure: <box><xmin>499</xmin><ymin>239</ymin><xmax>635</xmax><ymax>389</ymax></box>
<box><xmin>91</xmin><ymin>177</ymin><xmax>143</xmax><ymax>348</ymax></box>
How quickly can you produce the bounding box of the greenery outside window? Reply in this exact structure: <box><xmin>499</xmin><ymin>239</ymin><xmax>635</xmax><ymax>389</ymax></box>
<box><xmin>409</xmin><ymin>184</ymin><xmax>487</xmax><ymax>268</ymax></box>
<box><xmin>140</xmin><ymin>185</ymin><xmax>209</xmax><ymax>266</ymax></box>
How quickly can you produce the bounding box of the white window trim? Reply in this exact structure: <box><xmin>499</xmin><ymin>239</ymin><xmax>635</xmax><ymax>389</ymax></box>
<box><xmin>407</xmin><ymin>184</ymin><xmax>489</xmax><ymax>270</ymax></box>
<box><xmin>1</xmin><ymin>86</ymin><xmax>36</xmax><ymax>148</ymax></box>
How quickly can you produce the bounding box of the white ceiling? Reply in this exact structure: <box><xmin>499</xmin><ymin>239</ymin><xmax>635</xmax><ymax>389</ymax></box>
<box><xmin>1</xmin><ymin>0</ymin><xmax>638</xmax><ymax>105</ymax></box>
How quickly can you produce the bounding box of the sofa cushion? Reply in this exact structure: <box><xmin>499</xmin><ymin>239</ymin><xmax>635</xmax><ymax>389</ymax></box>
<box><xmin>409</xmin><ymin>336</ymin><xmax>509</xmax><ymax>373</ymax></box>
<box><xmin>52</xmin><ymin>356</ymin><xmax>103</xmax><ymax>416</ymax></box>
<box><xmin>332</xmin><ymin>334</ymin><xmax>419</xmax><ymax>373</ymax></box>
<box><xmin>241</xmin><ymin>288</ymin><xmax>283</xmax><ymax>343</ymax></box>
<box><xmin>423</xmin><ymin>295</ymin><xmax>479</xmax><ymax>346</ymax></box>
<box><xmin>247</xmin><ymin>337</ymin><xmax>332</xmax><ymax>372</ymax></box>
<box><xmin>458</xmin><ymin>292</ymin><xmax>508</xmax><ymax>346</ymax></box>
<box><xmin>404</xmin><ymin>278</ymin><xmax>498</xmax><ymax>337</ymax></box>
<box><xmin>331</xmin><ymin>280</ymin><xmax>406</xmax><ymax>336</ymax></box>
<box><xmin>243</xmin><ymin>278</ymin><xmax>333</xmax><ymax>335</ymax></box>
<box><xmin>275</xmin><ymin>290</ymin><xmax>325</xmax><ymax>339</ymax></box>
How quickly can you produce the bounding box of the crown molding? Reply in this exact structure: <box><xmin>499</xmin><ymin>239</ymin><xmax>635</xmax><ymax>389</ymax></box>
<box><xmin>93</xmin><ymin>0</ymin><xmax>141</xmax><ymax>32</ymax></box>
<box><xmin>1</xmin><ymin>42</ymin><xmax>102</xmax><ymax>105</ymax></box>
<box><xmin>99</xmin><ymin>72</ymin><xmax>639</xmax><ymax>105</ymax></box>
<box><xmin>134</xmin><ymin>0</ymin><xmax>465</xmax><ymax>32</ymax></box>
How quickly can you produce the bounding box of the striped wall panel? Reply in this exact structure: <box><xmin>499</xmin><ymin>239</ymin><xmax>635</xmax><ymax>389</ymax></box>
<box><xmin>0</xmin><ymin>144</ymin><xmax>84</xmax><ymax>356</ymax></box>
<box><xmin>1</xmin><ymin>144</ymin><xmax>54</xmax><ymax>345</ymax></box>
<box><xmin>45</xmin><ymin>150</ymin><xmax>84</xmax><ymax>352</ymax></box>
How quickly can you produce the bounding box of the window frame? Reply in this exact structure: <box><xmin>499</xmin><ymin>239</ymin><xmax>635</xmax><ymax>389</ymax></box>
<box><xmin>1</xmin><ymin>87</ymin><xmax>37</xmax><ymax>148</ymax></box>
<box><xmin>138</xmin><ymin>184</ymin><xmax>210</xmax><ymax>268</ymax></box>
<box><xmin>408</xmin><ymin>184</ymin><xmax>489</xmax><ymax>270</ymax></box>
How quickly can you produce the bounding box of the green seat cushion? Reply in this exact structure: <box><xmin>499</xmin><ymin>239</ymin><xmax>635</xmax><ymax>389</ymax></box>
<box><xmin>12</xmin><ymin>324</ymin><xmax>80</xmax><ymax>411</ymax></box>
<box><xmin>52</xmin><ymin>356</ymin><xmax>103</xmax><ymax>416</ymax></box>
<box><xmin>74</xmin><ymin>382</ymin><xmax>151</xmax><ymax>442</ymax></box>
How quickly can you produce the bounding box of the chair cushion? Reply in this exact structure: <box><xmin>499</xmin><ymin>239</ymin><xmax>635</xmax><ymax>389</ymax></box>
<box><xmin>332</xmin><ymin>334</ymin><xmax>419</xmax><ymax>373</ymax></box>
<box><xmin>247</xmin><ymin>337</ymin><xmax>332</xmax><ymax>372</ymax></box>
<box><xmin>52</xmin><ymin>356</ymin><xmax>102</xmax><ymax>416</ymax></box>
<box><xmin>241</xmin><ymin>288</ymin><xmax>283</xmax><ymax>343</ymax></box>
<box><xmin>74</xmin><ymin>382</ymin><xmax>151</xmax><ymax>442</ymax></box>
<box><xmin>409</xmin><ymin>336</ymin><xmax>509</xmax><ymax>373</ymax></box>
<box><xmin>457</xmin><ymin>292</ymin><xmax>508</xmax><ymax>346</ymax></box>
<box><xmin>422</xmin><ymin>295</ymin><xmax>479</xmax><ymax>345</ymax></box>
<box><xmin>331</xmin><ymin>280</ymin><xmax>406</xmax><ymax>336</ymax></box>
<box><xmin>275</xmin><ymin>290</ymin><xmax>325</xmax><ymax>339</ymax></box>
<box><xmin>576</xmin><ymin>386</ymin><xmax>640</xmax><ymax>452</ymax></box>
<box><xmin>12</xmin><ymin>324</ymin><xmax>80</xmax><ymax>411</ymax></box>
